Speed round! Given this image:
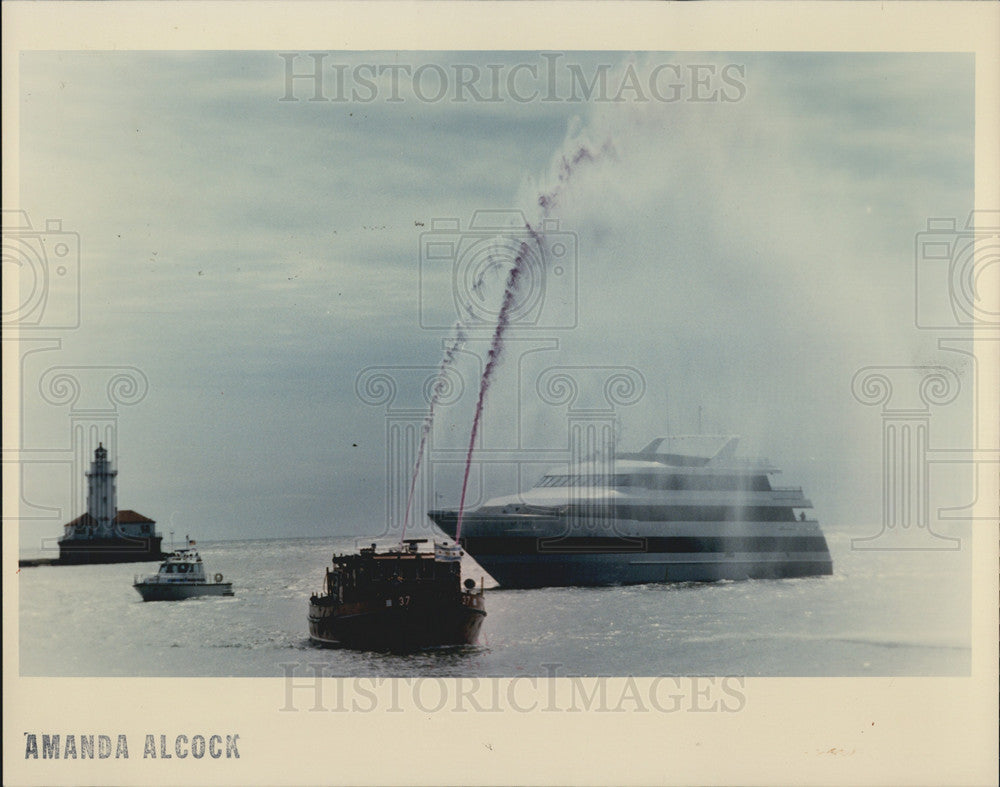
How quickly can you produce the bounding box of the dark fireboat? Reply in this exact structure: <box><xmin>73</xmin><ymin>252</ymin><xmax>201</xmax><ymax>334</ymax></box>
<box><xmin>307</xmin><ymin>539</ymin><xmax>486</xmax><ymax>652</ymax></box>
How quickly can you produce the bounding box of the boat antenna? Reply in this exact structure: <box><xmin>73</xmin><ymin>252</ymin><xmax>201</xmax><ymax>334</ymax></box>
<box><xmin>665</xmin><ymin>386</ymin><xmax>672</xmax><ymax>438</ymax></box>
<box><xmin>698</xmin><ymin>405</ymin><xmax>702</xmax><ymax>435</ymax></box>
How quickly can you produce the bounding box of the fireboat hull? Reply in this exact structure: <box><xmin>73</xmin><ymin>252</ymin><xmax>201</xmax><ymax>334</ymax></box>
<box><xmin>308</xmin><ymin>596</ymin><xmax>485</xmax><ymax>651</ymax></box>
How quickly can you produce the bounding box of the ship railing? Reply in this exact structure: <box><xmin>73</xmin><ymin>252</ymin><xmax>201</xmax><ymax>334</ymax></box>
<box><xmin>709</xmin><ymin>456</ymin><xmax>776</xmax><ymax>470</ymax></box>
<box><xmin>770</xmin><ymin>486</ymin><xmax>804</xmax><ymax>499</ymax></box>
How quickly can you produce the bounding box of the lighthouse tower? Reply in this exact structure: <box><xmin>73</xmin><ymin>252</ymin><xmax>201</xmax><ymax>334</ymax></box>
<box><xmin>86</xmin><ymin>443</ymin><xmax>118</xmax><ymax>536</ymax></box>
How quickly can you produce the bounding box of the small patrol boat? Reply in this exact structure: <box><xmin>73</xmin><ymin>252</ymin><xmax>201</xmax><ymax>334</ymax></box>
<box><xmin>308</xmin><ymin>539</ymin><xmax>486</xmax><ymax>652</ymax></box>
<box><xmin>133</xmin><ymin>539</ymin><xmax>234</xmax><ymax>601</ymax></box>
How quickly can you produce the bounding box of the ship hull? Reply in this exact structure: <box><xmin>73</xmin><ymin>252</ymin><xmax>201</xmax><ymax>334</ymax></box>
<box><xmin>431</xmin><ymin>513</ymin><xmax>833</xmax><ymax>589</ymax></box>
<box><xmin>59</xmin><ymin>535</ymin><xmax>166</xmax><ymax>565</ymax></box>
<box><xmin>308</xmin><ymin>595</ymin><xmax>485</xmax><ymax>652</ymax></box>
<box><xmin>461</xmin><ymin>552</ymin><xmax>832</xmax><ymax>588</ymax></box>
<box><xmin>134</xmin><ymin>582</ymin><xmax>234</xmax><ymax>601</ymax></box>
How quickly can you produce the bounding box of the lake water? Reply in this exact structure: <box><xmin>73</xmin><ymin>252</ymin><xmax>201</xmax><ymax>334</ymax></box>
<box><xmin>18</xmin><ymin>528</ymin><xmax>971</xmax><ymax>677</ymax></box>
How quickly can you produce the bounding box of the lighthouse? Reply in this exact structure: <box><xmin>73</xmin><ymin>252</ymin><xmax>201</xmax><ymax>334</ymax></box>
<box><xmin>87</xmin><ymin>443</ymin><xmax>117</xmax><ymax>537</ymax></box>
<box><xmin>57</xmin><ymin>444</ymin><xmax>164</xmax><ymax>564</ymax></box>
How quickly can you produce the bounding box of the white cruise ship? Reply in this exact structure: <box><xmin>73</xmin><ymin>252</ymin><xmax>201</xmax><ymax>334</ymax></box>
<box><xmin>429</xmin><ymin>436</ymin><xmax>833</xmax><ymax>588</ymax></box>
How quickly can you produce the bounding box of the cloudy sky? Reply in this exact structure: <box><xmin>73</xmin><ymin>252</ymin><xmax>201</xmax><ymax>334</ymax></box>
<box><xmin>13</xmin><ymin>51</ymin><xmax>974</xmax><ymax>546</ymax></box>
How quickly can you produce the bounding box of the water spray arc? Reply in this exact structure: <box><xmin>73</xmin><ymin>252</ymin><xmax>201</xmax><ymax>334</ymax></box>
<box><xmin>399</xmin><ymin>325</ymin><xmax>467</xmax><ymax>544</ymax></box>
<box><xmin>453</xmin><ymin>141</ymin><xmax>613</xmax><ymax>543</ymax></box>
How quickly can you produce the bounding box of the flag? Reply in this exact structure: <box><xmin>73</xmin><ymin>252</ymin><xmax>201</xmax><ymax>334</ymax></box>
<box><xmin>434</xmin><ymin>542</ymin><xmax>462</xmax><ymax>562</ymax></box>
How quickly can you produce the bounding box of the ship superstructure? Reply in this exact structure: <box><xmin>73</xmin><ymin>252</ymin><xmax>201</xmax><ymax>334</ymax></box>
<box><xmin>133</xmin><ymin>541</ymin><xmax>234</xmax><ymax>601</ymax></box>
<box><xmin>308</xmin><ymin>539</ymin><xmax>486</xmax><ymax>651</ymax></box>
<box><xmin>429</xmin><ymin>436</ymin><xmax>833</xmax><ymax>588</ymax></box>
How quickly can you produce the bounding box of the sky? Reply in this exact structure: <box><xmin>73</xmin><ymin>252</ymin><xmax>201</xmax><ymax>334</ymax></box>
<box><xmin>11</xmin><ymin>50</ymin><xmax>976</xmax><ymax>547</ymax></box>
